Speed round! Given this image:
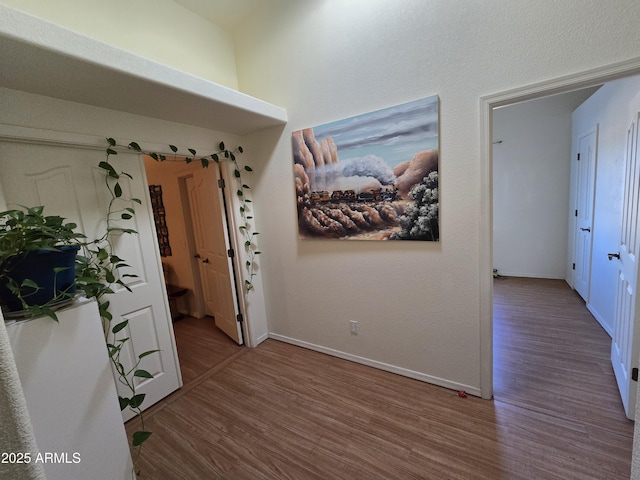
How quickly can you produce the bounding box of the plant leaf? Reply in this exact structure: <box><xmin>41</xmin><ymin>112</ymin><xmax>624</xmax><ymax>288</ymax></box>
<box><xmin>114</xmin><ymin>182</ymin><xmax>122</xmax><ymax>198</ymax></box>
<box><xmin>129</xmin><ymin>393</ymin><xmax>146</xmax><ymax>409</ymax></box>
<box><xmin>169</xmin><ymin>144</ymin><xmax>178</xmax><ymax>153</ymax></box>
<box><xmin>138</xmin><ymin>349</ymin><xmax>160</xmax><ymax>359</ymax></box>
<box><xmin>132</xmin><ymin>431</ymin><xmax>152</xmax><ymax>447</ymax></box>
<box><xmin>112</xmin><ymin>320</ymin><xmax>129</xmax><ymax>334</ymax></box>
<box><xmin>129</xmin><ymin>142</ymin><xmax>141</xmax><ymax>152</ymax></box>
<box><xmin>98</xmin><ymin>161</ymin><xmax>118</xmax><ymax>177</ymax></box>
<box><xmin>119</xmin><ymin>396</ymin><xmax>130</xmax><ymax>411</ymax></box>
<box><xmin>134</xmin><ymin>369</ymin><xmax>154</xmax><ymax>379</ymax></box>
<box><xmin>21</xmin><ymin>279</ymin><xmax>39</xmax><ymax>290</ymax></box>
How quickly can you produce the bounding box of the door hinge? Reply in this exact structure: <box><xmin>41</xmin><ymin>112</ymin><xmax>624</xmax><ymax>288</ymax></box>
<box><xmin>577</xmin><ymin>153</ymin><xmax>580</xmax><ymax>161</ymax></box>
<box><xmin>633</xmin><ymin>368</ymin><xmax>638</xmax><ymax>382</ymax></box>
<box><xmin>575</xmin><ymin>209</ymin><xmax>578</xmax><ymax>217</ymax></box>
<box><xmin>236</xmin><ymin>313</ymin><xmax>244</xmax><ymax>324</ymax></box>
<box><xmin>227</xmin><ymin>248</ymin><xmax>235</xmax><ymax>258</ymax></box>
<box><xmin>218</xmin><ymin>178</ymin><xmax>225</xmax><ymax>188</ymax></box>
<box><xmin>572</xmin><ymin>263</ymin><xmax>576</xmax><ymax>270</ymax></box>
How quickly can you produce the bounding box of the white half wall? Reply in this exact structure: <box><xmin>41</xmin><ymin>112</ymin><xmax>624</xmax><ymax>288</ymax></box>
<box><xmin>0</xmin><ymin>0</ymin><xmax>239</xmax><ymax>88</ymax></box>
<box><xmin>493</xmin><ymin>91</ymin><xmax>596</xmax><ymax>279</ymax></box>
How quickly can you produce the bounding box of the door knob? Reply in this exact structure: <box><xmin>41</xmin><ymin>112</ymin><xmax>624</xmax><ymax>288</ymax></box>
<box><xmin>580</xmin><ymin>227</ymin><xmax>591</xmax><ymax>232</ymax></box>
<box><xmin>608</xmin><ymin>252</ymin><xmax>620</xmax><ymax>260</ymax></box>
<box><xmin>202</xmin><ymin>258</ymin><xmax>210</xmax><ymax>264</ymax></box>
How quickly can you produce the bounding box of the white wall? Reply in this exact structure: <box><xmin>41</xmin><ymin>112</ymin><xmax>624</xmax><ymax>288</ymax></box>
<box><xmin>235</xmin><ymin>0</ymin><xmax>640</xmax><ymax>395</ymax></box>
<box><xmin>569</xmin><ymin>75</ymin><xmax>640</xmax><ymax>336</ymax></box>
<box><xmin>0</xmin><ymin>0</ymin><xmax>239</xmax><ymax>88</ymax></box>
<box><xmin>493</xmin><ymin>91</ymin><xmax>594</xmax><ymax>279</ymax></box>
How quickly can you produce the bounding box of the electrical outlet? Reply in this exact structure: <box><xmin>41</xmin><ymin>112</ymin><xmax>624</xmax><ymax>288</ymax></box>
<box><xmin>349</xmin><ymin>320</ymin><xmax>358</xmax><ymax>335</ymax></box>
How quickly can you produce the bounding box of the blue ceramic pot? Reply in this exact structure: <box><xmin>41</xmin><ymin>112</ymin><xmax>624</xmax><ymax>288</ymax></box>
<box><xmin>0</xmin><ymin>245</ymin><xmax>80</xmax><ymax>313</ymax></box>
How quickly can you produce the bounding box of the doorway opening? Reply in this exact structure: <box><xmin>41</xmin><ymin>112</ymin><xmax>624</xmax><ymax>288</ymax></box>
<box><xmin>480</xmin><ymin>58</ymin><xmax>640</xmax><ymax>400</ymax></box>
<box><xmin>144</xmin><ymin>155</ymin><xmax>245</xmax><ymax>386</ymax></box>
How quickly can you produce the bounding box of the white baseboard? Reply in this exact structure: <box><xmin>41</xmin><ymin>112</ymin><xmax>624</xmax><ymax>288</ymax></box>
<box><xmin>267</xmin><ymin>333</ymin><xmax>481</xmax><ymax>397</ymax></box>
<box><xmin>587</xmin><ymin>303</ymin><xmax>613</xmax><ymax>337</ymax></box>
<box><xmin>496</xmin><ymin>272</ymin><xmax>566</xmax><ymax>280</ymax></box>
<box><xmin>252</xmin><ymin>332</ymin><xmax>269</xmax><ymax>347</ymax></box>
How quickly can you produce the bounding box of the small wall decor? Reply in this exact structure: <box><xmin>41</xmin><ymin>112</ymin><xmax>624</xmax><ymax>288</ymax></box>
<box><xmin>292</xmin><ymin>95</ymin><xmax>439</xmax><ymax>241</ymax></box>
<box><xmin>149</xmin><ymin>184</ymin><xmax>172</xmax><ymax>256</ymax></box>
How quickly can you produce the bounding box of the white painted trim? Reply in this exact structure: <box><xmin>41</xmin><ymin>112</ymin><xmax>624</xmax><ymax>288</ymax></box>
<box><xmin>268</xmin><ymin>334</ymin><xmax>482</xmax><ymax>398</ymax></box>
<box><xmin>480</xmin><ymin>56</ymin><xmax>640</xmax><ymax>402</ymax></box>
<box><xmin>254</xmin><ymin>332</ymin><xmax>269</xmax><ymax>345</ymax></box>
<box><xmin>587</xmin><ymin>303</ymin><xmax>613</xmax><ymax>337</ymax></box>
<box><xmin>496</xmin><ymin>273</ymin><xmax>567</xmax><ymax>280</ymax></box>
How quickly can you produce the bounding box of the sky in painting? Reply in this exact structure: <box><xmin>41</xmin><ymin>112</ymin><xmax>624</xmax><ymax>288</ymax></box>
<box><xmin>312</xmin><ymin>95</ymin><xmax>439</xmax><ymax>168</ymax></box>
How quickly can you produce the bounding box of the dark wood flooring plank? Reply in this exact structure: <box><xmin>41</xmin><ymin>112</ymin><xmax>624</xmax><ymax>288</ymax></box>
<box><xmin>127</xmin><ymin>278</ymin><xmax>633</xmax><ymax>479</ymax></box>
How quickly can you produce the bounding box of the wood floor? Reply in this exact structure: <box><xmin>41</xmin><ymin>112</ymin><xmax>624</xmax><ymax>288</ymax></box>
<box><xmin>127</xmin><ymin>279</ymin><xmax>634</xmax><ymax>479</ymax></box>
<box><xmin>171</xmin><ymin>315</ymin><xmax>243</xmax><ymax>385</ymax></box>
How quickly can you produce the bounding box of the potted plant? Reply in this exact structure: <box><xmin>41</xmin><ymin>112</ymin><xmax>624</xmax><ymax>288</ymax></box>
<box><xmin>0</xmin><ymin>205</ymin><xmax>85</xmax><ymax>319</ymax></box>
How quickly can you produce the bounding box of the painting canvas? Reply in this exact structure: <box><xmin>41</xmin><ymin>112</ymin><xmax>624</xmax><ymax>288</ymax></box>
<box><xmin>292</xmin><ymin>95</ymin><xmax>439</xmax><ymax>241</ymax></box>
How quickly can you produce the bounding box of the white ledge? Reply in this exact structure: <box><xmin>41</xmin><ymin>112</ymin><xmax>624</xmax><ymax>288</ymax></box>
<box><xmin>0</xmin><ymin>5</ymin><xmax>287</xmax><ymax>135</ymax></box>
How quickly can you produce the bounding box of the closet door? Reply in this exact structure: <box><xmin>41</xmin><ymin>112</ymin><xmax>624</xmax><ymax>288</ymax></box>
<box><xmin>0</xmin><ymin>141</ymin><xmax>182</xmax><ymax>420</ymax></box>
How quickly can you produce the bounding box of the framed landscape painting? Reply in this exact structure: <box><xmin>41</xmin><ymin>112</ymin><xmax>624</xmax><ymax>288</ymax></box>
<box><xmin>292</xmin><ymin>95</ymin><xmax>439</xmax><ymax>241</ymax></box>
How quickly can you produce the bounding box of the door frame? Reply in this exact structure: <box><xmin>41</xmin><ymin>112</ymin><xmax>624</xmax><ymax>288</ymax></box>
<box><xmin>479</xmin><ymin>56</ymin><xmax>640</xmax><ymax>400</ymax></box>
<box><xmin>0</xmin><ymin>127</ymin><xmax>260</xmax><ymax>348</ymax></box>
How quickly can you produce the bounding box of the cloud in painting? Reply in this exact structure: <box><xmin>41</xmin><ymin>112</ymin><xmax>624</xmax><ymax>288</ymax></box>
<box><xmin>341</xmin><ymin>155</ymin><xmax>396</xmax><ymax>185</ymax></box>
<box><xmin>328</xmin><ymin>175</ymin><xmax>382</xmax><ymax>194</ymax></box>
<box><xmin>313</xmin><ymin>154</ymin><xmax>396</xmax><ymax>192</ymax></box>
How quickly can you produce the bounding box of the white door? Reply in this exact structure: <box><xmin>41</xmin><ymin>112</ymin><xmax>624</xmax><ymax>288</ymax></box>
<box><xmin>0</xmin><ymin>142</ymin><xmax>182</xmax><ymax>421</ymax></box>
<box><xmin>612</xmin><ymin>111</ymin><xmax>640</xmax><ymax>419</ymax></box>
<box><xmin>574</xmin><ymin>126</ymin><xmax>598</xmax><ymax>301</ymax></box>
<box><xmin>184</xmin><ymin>167</ymin><xmax>243</xmax><ymax>345</ymax></box>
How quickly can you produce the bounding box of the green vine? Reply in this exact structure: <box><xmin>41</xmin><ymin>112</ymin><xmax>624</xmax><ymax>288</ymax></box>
<box><xmin>108</xmin><ymin>137</ymin><xmax>262</xmax><ymax>292</ymax></box>
<box><xmin>0</xmin><ymin>136</ymin><xmax>262</xmax><ymax>478</ymax></box>
<box><xmin>101</xmin><ymin>137</ymin><xmax>261</xmax><ymax>475</ymax></box>
<box><xmin>76</xmin><ymin>145</ymin><xmax>157</xmax><ymax>477</ymax></box>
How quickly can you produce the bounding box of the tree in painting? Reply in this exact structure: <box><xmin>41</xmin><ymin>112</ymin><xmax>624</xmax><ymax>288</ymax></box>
<box><xmin>392</xmin><ymin>171</ymin><xmax>439</xmax><ymax>241</ymax></box>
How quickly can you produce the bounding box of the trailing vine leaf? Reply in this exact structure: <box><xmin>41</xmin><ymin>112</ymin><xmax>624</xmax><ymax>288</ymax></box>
<box><xmin>134</xmin><ymin>369</ymin><xmax>154</xmax><ymax>379</ymax></box>
<box><xmin>132</xmin><ymin>431</ymin><xmax>152</xmax><ymax>447</ymax></box>
<box><xmin>95</xmin><ymin>138</ymin><xmax>261</xmax><ymax>474</ymax></box>
<box><xmin>112</xmin><ymin>320</ymin><xmax>129</xmax><ymax>334</ymax></box>
<box><xmin>108</xmin><ymin>137</ymin><xmax>262</xmax><ymax>305</ymax></box>
<box><xmin>129</xmin><ymin>393</ymin><xmax>146</xmax><ymax>409</ymax></box>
